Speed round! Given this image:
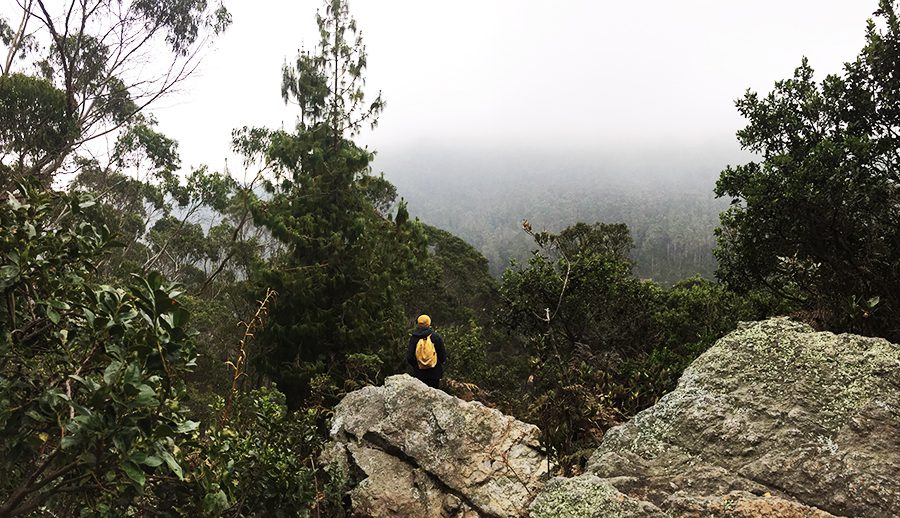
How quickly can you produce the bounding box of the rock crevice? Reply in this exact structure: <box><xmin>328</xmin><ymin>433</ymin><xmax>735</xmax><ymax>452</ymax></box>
<box><xmin>355</xmin><ymin>430</ymin><xmax>497</xmax><ymax>518</ymax></box>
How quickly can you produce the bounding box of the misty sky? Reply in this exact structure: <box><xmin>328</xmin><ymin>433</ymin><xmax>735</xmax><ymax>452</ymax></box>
<box><xmin>153</xmin><ymin>1</ymin><xmax>879</xmax><ymax>179</ymax></box>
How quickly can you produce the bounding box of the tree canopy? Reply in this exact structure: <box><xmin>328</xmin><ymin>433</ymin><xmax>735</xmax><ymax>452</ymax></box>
<box><xmin>0</xmin><ymin>0</ymin><xmax>230</xmax><ymax>187</ymax></box>
<box><xmin>715</xmin><ymin>0</ymin><xmax>900</xmax><ymax>339</ymax></box>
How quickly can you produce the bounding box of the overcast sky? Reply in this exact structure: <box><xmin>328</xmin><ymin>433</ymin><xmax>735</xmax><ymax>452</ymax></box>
<box><xmin>153</xmin><ymin>1</ymin><xmax>879</xmax><ymax>178</ymax></box>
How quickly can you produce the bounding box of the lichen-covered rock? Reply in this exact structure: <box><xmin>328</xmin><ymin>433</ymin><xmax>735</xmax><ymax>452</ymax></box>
<box><xmin>530</xmin><ymin>475</ymin><xmax>666</xmax><ymax>518</ymax></box>
<box><xmin>327</xmin><ymin>374</ymin><xmax>549</xmax><ymax>517</ymax></box>
<box><xmin>665</xmin><ymin>490</ymin><xmax>839</xmax><ymax>518</ymax></box>
<box><xmin>328</xmin><ymin>320</ymin><xmax>899</xmax><ymax>517</ymax></box>
<box><xmin>577</xmin><ymin>318</ymin><xmax>900</xmax><ymax>518</ymax></box>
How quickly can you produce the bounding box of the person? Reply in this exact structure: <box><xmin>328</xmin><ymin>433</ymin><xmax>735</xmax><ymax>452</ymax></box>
<box><xmin>406</xmin><ymin>314</ymin><xmax>447</xmax><ymax>389</ymax></box>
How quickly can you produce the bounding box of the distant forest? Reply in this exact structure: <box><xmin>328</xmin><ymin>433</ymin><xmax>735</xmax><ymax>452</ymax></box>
<box><xmin>381</xmin><ymin>148</ymin><xmax>732</xmax><ymax>284</ymax></box>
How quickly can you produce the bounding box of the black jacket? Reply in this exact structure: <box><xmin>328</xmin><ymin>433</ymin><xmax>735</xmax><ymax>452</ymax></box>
<box><xmin>406</xmin><ymin>326</ymin><xmax>447</xmax><ymax>380</ymax></box>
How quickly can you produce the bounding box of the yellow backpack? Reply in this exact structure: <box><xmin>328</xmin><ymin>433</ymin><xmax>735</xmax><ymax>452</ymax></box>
<box><xmin>416</xmin><ymin>334</ymin><xmax>437</xmax><ymax>369</ymax></box>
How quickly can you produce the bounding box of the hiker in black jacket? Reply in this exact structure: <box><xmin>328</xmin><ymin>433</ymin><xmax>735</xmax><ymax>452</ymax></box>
<box><xmin>406</xmin><ymin>314</ymin><xmax>447</xmax><ymax>389</ymax></box>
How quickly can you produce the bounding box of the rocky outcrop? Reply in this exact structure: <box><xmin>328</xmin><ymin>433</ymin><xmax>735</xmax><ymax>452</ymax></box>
<box><xmin>533</xmin><ymin>318</ymin><xmax>900</xmax><ymax>518</ymax></box>
<box><xmin>326</xmin><ymin>374</ymin><xmax>550</xmax><ymax>517</ymax></box>
<box><xmin>329</xmin><ymin>319</ymin><xmax>899</xmax><ymax>517</ymax></box>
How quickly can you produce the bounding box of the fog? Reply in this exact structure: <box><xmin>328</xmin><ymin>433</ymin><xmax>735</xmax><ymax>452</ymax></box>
<box><xmin>154</xmin><ymin>1</ymin><xmax>878</xmax><ymax>185</ymax></box>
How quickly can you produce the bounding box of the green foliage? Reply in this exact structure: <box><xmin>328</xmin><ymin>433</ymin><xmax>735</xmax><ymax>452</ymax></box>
<box><xmin>438</xmin><ymin>320</ymin><xmax>532</xmax><ymax>414</ymax></box>
<box><xmin>343</xmin><ymin>352</ymin><xmax>385</xmax><ymax>391</ymax></box>
<box><xmin>528</xmin><ymin>382</ymin><xmax>619</xmax><ymax>470</ymax></box>
<box><xmin>133</xmin><ymin>0</ymin><xmax>230</xmax><ymax>55</ymax></box>
<box><xmin>0</xmin><ymin>16</ymin><xmax>12</xmax><ymax>46</ymax></box>
<box><xmin>497</xmin><ymin>222</ymin><xmax>781</xmax><ymax>471</ymax></box>
<box><xmin>280</xmin><ymin>0</ymin><xmax>384</xmax><ymax>137</ymax></box>
<box><xmin>715</xmin><ymin>0</ymin><xmax>900</xmax><ymax>340</ymax></box>
<box><xmin>499</xmin><ymin>231</ymin><xmax>657</xmax><ymax>361</ymax></box>
<box><xmin>240</xmin><ymin>0</ymin><xmax>425</xmax><ymax>407</ymax></box>
<box><xmin>406</xmin><ymin>225</ymin><xmax>498</xmax><ymax>327</ymax></box>
<box><xmin>182</xmin><ymin>388</ymin><xmax>333</xmax><ymax>517</ymax></box>
<box><xmin>0</xmin><ymin>0</ymin><xmax>230</xmax><ymax>186</ymax></box>
<box><xmin>498</xmin><ymin>222</ymin><xmax>659</xmax><ymax>470</ymax></box>
<box><xmin>245</xmin><ymin>122</ymin><xmax>424</xmax><ymax>405</ymax></box>
<box><xmin>654</xmin><ymin>276</ymin><xmax>784</xmax><ymax>351</ymax></box>
<box><xmin>0</xmin><ymin>184</ymin><xmax>199</xmax><ymax>515</ymax></box>
<box><xmin>12</xmin><ymin>0</ymin><xmax>883</xmax><ymax>507</ymax></box>
<box><xmin>0</xmin><ymin>183</ymin><xmax>341</xmax><ymax>517</ymax></box>
<box><xmin>394</xmin><ymin>166</ymin><xmax>725</xmax><ymax>284</ymax></box>
<box><xmin>540</xmin><ymin>221</ymin><xmax>633</xmax><ymax>262</ymax></box>
<box><xmin>72</xmin><ymin>157</ymin><xmax>248</xmax><ymax>292</ymax></box>
<box><xmin>113</xmin><ymin>122</ymin><xmax>181</xmax><ymax>175</ymax></box>
<box><xmin>611</xmin><ymin>277</ymin><xmax>783</xmax><ymax>414</ymax></box>
<box><xmin>0</xmin><ymin>74</ymin><xmax>79</xmax><ymax>172</ymax></box>
<box><xmin>440</xmin><ymin>321</ymin><xmax>491</xmax><ymax>385</ymax></box>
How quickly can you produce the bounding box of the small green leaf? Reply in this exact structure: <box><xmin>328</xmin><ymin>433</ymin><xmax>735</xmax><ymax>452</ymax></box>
<box><xmin>147</xmin><ymin>271</ymin><xmax>164</xmax><ymax>291</ymax></box>
<box><xmin>175</xmin><ymin>420</ymin><xmax>199</xmax><ymax>434</ymax></box>
<box><xmin>160</xmin><ymin>313</ymin><xmax>175</xmax><ymax>329</ymax></box>
<box><xmin>203</xmin><ymin>490</ymin><xmax>229</xmax><ymax>514</ymax></box>
<box><xmin>130</xmin><ymin>452</ymin><xmax>147</xmax><ymax>464</ymax></box>
<box><xmin>159</xmin><ymin>449</ymin><xmax>183</xmax><ymax>480</ymax></box>
<box><xmin>6</xmin><ymin>193</ymin><xmax>23</xmax><ymax>210</ymax></box>
<box><xmin>47</xmin><ymin>307</ymin><xmax>60</xmax><ymax>324</ymax></box>
<box><xmin>0</xmin><ymin>265</ymin><xmax>19</xmax><ymax>290</ymax></box>
<box><xmin>124</xmin><ymin>364</ymin><xmax>141</xmax><ymax>386</ymax></box>
<box><xmin>142</xmin><ymin>455</ymin><xmax>164</xmax><ymax>467</ymax></box>
<box><xmin>122</xmin><ymin>462</ymin><xmax>146</xmax><ymax>487</ymax></box>
<box><xmin>103</xmin><ymin>361</ymin><xmax>123</xmax><ymax>385</ymax></box>
<box><xmin>134</xmin><ymin>385</ymin><xmax>158</xmax><ymax>407</ymax></box>
<box><xmin>113</xmin><ymin>434</ymin><xmax>127</xmax><ymax>453</ymax></box>
<box><xmin>60</xmin><ymin>435</ymin><xmax>79</xmax><ymax>450</ymax></box>
<box><xmin>171</xmin><ymin>307</ymin><xmax>190</xmax><ymax>328</ymax></box>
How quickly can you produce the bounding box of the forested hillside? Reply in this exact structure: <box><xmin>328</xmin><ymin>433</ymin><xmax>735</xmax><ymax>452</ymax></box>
<box><xmin>382</xmin><ymin>152</ymin><xmax>730</xmax><ymax>283</ymax></box>
<box><xmin>2</xmin><ymin>0</ymin><xmax>899</xmax><ymax>515</ymax></box>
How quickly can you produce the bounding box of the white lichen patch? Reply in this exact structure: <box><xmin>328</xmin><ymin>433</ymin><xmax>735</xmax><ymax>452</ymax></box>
<box><xmin>814</xmin><ymin>434</ymin><xmax>839</xmax><ymax>455</ymax></box>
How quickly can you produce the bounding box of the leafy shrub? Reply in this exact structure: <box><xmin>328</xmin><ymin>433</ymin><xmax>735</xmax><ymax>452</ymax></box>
<box><xmin>0</xmin><ymin>183</ymin><xmax>200</xmax><ymax>515</ymax></box>
<box><xmin>179</xmin><ymin>388</ymin><xmax>332</xmax><ymax>517</ymax></box>
<box><xmin>496</xmin><ymin>223</ymin><xmax>788</xmax><ymax>470</ymax></box>
<box><xmin>0</xmin><ymin>184</ymin><xmax>342</xmax><ymax>517</ymax></box>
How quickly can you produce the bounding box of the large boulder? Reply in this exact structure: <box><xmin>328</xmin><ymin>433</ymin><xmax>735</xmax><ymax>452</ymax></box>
<box><xmin>326</xmin><ymin>374</ymin><xmax>550</xmax><ymax>517</ymax></box>
<box><xmin>533</xmin><ymin>318</ymin><xmax>900</xmax><ymax>518</ymax></box>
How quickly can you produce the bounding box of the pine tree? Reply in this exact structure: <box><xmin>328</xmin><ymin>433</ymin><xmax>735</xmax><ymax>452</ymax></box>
<box><xmin>236</xmin><ymin>0</ymin><xmax>425</xmax><ymax>406</ymax></box>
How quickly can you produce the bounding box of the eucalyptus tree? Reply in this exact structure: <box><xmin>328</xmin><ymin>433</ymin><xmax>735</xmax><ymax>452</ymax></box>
<box><xmin>1</xmin><ymin>0</ymin><xmax>238</xmax><ymax>289</ymax></box>
<box><xmin>0</xmin><ymin>0</ymin><xmax>230</xmax><ymax>188</ymax></box>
